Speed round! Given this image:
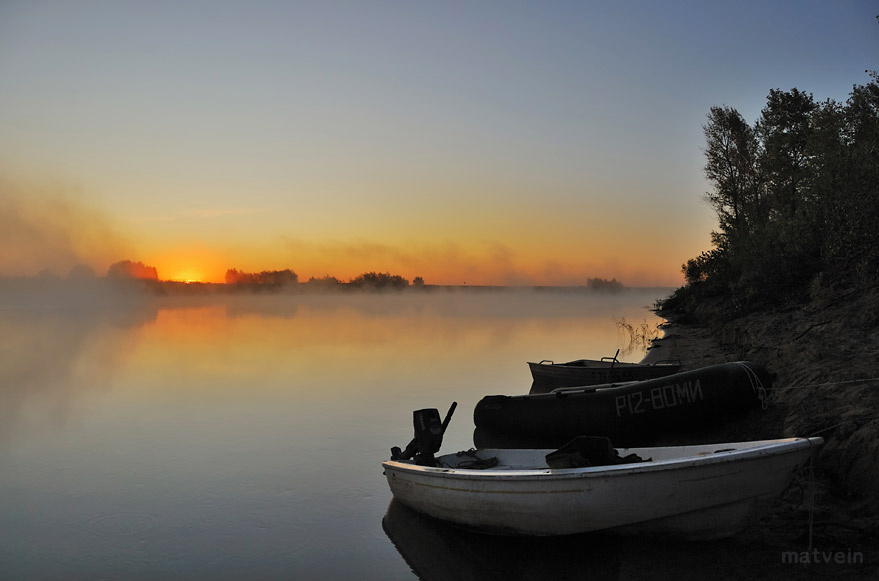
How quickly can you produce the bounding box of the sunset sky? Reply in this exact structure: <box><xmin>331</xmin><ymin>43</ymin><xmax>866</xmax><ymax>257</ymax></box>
<box><xmin>1</xmin><ymin>1</ymin><xmax>876</xmax><ymax>285</ymax></box>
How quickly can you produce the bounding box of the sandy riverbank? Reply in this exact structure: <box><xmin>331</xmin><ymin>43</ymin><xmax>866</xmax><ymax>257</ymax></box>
<box><xmin>640</xmin><ymin>286</ymin><xmax>878</xmax><ymax>575</ymax></box>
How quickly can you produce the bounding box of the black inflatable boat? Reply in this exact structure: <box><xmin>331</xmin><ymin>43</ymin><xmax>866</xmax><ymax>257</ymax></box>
<box><xmin>474</xmin><ymin>361</ymin><xmax>771</xmax><ymax>447</ymax></box>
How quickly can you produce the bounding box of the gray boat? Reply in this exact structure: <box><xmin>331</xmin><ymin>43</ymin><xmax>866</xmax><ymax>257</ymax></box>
<box><xmin>529</xmin><ymin>352</ymin><xmax>681</xmax><ymax>394</ymax></box>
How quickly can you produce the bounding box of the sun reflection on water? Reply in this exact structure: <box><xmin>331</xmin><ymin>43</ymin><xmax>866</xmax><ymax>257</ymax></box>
<box><xmin>0</xmin><ymin>289</ymin><xmax>669</xmax><ymax>579</ymax></box>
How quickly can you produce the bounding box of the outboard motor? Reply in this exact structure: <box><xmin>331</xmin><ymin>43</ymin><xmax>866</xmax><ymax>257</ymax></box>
<box><xmin>391</xmin><ymin>402</ymin><xmax>457</xmax><ymax>467</ymax></box>
<box><xmin>412</xmin><ymin>408</ymin><xmax>443</xmax><ymax>466</ymax></box>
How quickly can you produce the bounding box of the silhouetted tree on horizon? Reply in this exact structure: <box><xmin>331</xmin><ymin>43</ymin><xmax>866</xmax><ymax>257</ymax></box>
<box><xmin>585</xmin><ymin>277</ymin><xmax>624</xmax><ymax>292</ymax></box>
<box><xmin>348</xmin><ymin>271</ymin><xmax>409</xmax><ymax>290</ymax></box>
<box><xmin>68</xmin><ymin>264</ymin><xmax>97</xmax><ymax>280</ymax></box>
<box><xmin>107</xmin><ymin>260</ymin><xmax>158</xmax><ymax>280</ymax></box>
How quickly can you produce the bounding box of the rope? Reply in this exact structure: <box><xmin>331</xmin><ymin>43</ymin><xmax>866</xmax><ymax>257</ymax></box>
<box><xmin>807</xmin><ymin>457</ymin><xmax>816</xmax><ymax>554</ymax></box>
<box><xmin>801</xmin><ymin>412</ymin><xmax>879</xmax><ymax>439</ymax></box>
<box><xmin>766</xmin><ymin>377</ymin><xmax>879</xmax><ymax>392</ymax></box>
<box><xmin>791</xmin><ymin>455</ymin><xmax>818</xmax><ymax>553</ymax></box>
<box><xmin>734</xmin><ymin>361</ymin><xmax>771</xmax><ymax>410</ymax></box>
<box><xmin>746</xmin><ymin>374</ymin><xmax>878</xmax><ymax>436</ymax></box>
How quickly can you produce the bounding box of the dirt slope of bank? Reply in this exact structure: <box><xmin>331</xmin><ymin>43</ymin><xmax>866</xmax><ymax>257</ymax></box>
<box><xmin>644</xmin><ymin>287</ymin><xmax>878</xmax><ymax>574</ymax></box>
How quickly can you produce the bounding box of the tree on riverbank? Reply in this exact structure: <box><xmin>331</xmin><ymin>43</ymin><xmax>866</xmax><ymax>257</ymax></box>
<box><xmin>347</xmin><ymin>271</ymin><xmax>409</xmax><ymax>290</ymax></box>
<box><xmin>667</xmin><ymin>74</ymin><xmax>879</xmax><ymax>313</ymax></box>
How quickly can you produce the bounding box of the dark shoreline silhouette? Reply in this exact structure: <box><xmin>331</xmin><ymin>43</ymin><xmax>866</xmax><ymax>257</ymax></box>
<box><xmin>1</xmin><ymin>265</ymin><xmax>635</xmax><ymax>297</ymax></box>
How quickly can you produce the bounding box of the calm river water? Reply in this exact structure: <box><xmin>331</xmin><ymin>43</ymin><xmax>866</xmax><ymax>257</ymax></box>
<box><xmin>1</xmin><ymin>287</ymin><xmax>677</xmax><ymax>579</ymax></box>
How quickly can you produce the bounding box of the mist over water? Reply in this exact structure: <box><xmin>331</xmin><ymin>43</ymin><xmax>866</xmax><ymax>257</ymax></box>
<box><xmin>0</xmin><ymin>288</ymin><xmax>669</xmax><ymax>579</ymax></box>
<box><xmin>0</xmin><ymin>180</ymin><xmax>132</xmax><ymax>278</ymax></box>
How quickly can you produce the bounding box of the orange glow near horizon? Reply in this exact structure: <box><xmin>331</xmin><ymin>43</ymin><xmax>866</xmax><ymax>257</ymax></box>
<box><xmin>140</xmin><ymin>239</ymin><xmax>687</xmax><ymax>287</ymax></box>
<box><xmin>0</xmin><ymin>177</ymin><xmax>699</xmax><ymax>287</ymax></box>
<box><xmin>148</xmin><ymin>248</ymin><xmax>229</xmax><ymax>284</ymax></box>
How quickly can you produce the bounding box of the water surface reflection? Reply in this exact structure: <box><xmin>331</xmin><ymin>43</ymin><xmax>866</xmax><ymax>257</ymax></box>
<box><xmin>383</xmin><ymin>500</ymin><xmax>620</xmax><ymax>581</ymax></box>
<box><xmin>0</xmin><ymin>288</ymin><xmax>668</xmax><ymax>579</ymax></box>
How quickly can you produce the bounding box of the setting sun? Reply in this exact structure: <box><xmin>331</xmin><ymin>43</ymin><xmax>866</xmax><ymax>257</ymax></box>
<box><xmin>147</xmin><ymin>247</ymin><xmax>228</xmax><ymax>284</ymax></box>
<box><xmin>169</xmin><ymin>271</ymin><xmax>205</xmax><ymax>284</ymax></box>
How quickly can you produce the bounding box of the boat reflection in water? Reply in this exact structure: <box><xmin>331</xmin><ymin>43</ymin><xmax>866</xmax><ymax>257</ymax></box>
<box><xmin>381</xmin><ymin>498</ymin><xmax>826</xmax><ymax>581</ymax></box>
<box><xmin>382</xmin><ymin>500</ymin><xmax>620</xmax><ymax>581</ymax></box>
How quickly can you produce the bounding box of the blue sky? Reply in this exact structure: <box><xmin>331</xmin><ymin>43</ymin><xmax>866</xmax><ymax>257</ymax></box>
<box><xmin>0</xmin><ymin>1</ymin><xmax>876</xmax><ymax>284</ymax></box>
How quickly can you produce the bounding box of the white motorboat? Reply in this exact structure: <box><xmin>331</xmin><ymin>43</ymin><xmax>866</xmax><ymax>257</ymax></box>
<box><xmin>382</xmin><ymin>437</ymin><xmax>822</xmax><ymax>539</ymax></box>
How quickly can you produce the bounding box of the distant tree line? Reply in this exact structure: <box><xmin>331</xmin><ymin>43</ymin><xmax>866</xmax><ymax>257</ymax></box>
<box><xmin>82</xmin><ymin>263</ymin><xmax>426</xmax><ymax>292</ymax></box>
<box><xmin>89</xmin><ymin>261</ymin><xmax>626</xmax><ymax>294</ymax></box>
<box><xmin>667</xmin><ymin>74</ymin><xmax>879</xmax><ymax>313</ymax></box>
<box><xmin>225</xmin><ymin>269</ymin><xmax>417</xmax><ymax>291</ymax></box>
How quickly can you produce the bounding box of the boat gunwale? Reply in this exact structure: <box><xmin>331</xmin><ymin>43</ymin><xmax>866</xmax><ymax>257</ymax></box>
<box><xmin>527</xmin><ymin>360</ymin><xmax>680</xmax><ymax>369</ymax></box>
<box><xmin>381</xmin><ymin>437</ymin><xmax>822</xmax><ymax>482</ymax></box>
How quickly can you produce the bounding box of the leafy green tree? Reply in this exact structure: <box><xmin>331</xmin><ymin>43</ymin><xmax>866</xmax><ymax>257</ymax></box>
<box><xmin>838</xmin><ymin>79</ymin><xmax>879</xmax><ymax>281</ymax></box>
<box><xmin>703</xmin><ymin>105</ymin><xmax>763</xmax><ymax>244</ymax></box>
<box><xmin>757</xmin><ymin>88</ymin><xmax>817</xmax><ymax>219</ymax></box>
<box><xmin>674</xmin><ymin>74</ymin><xmax>879</xmax><ymax>312</ymax></box>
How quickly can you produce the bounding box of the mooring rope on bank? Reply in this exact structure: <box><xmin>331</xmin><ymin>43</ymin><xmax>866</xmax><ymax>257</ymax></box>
<box><xmin>807</xmin><ymin>457</ymin><xmax>817</xmax><ymax>554</ymax></box>
<box><xmin>766</xmin><ymin>376</ymin><xmax>879</xmax><ymax>393</ymax></box>
<box><xmin>760</xmin><ymin>377</ymin><xmax>879</xmax><ymax>436</ymax></box>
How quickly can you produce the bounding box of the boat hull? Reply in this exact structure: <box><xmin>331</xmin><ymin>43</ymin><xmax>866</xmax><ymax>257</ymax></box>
<box><xmin>382</xmin><ymin>438</ymin><xmax>821</xmax><ymax>538</ymax></box>
<box><xmin>476</xmin><ymin>361</ymin><xmax>770</xmax><ymax>447</ymax></box>
<box><xmin>529</xmin><ymin>359</ymin><xmax>682</xmax><ymax>393</ymax></box>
